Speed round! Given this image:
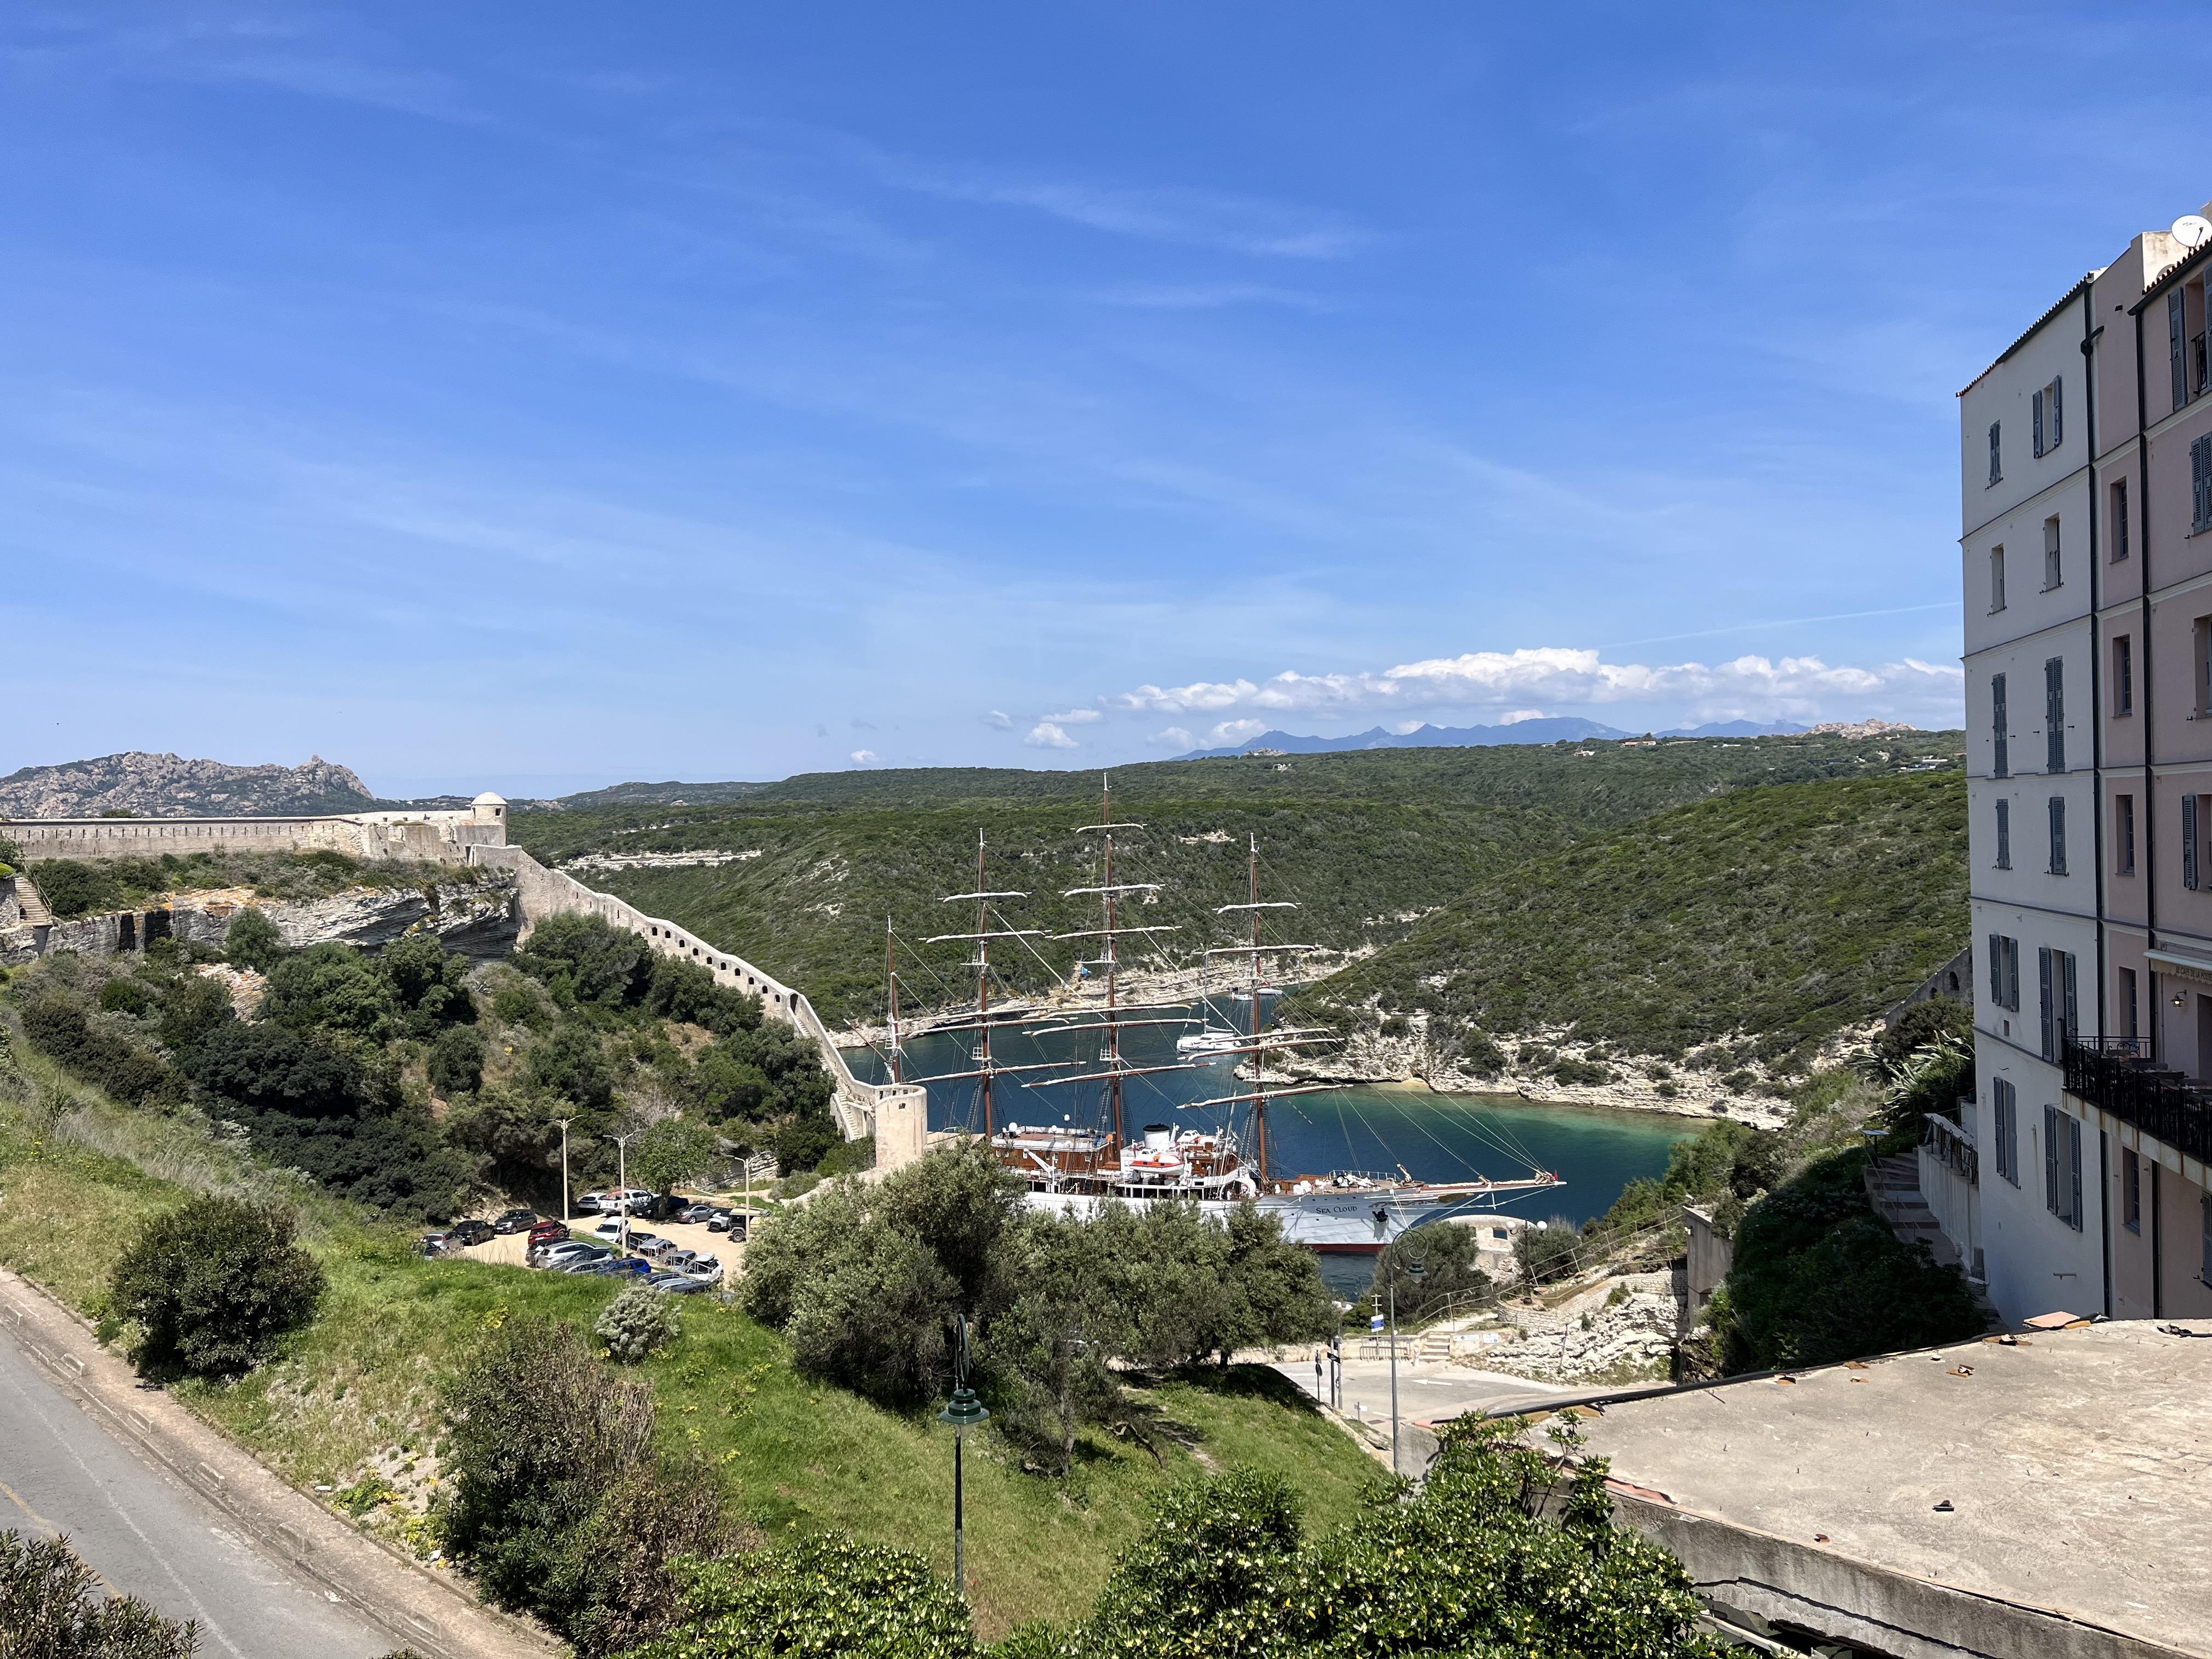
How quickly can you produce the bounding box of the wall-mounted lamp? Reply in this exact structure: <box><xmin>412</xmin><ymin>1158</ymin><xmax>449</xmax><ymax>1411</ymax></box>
<box><xmin>2174</xmin><ymin>992</ymin><xmax>2188</xmax><ymax>1008</ymax></box>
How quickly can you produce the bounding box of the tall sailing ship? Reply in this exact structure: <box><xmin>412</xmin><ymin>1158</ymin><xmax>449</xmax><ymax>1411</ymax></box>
<box><xmin>879</xmin><ymin>779</ymin><xmax>1562</xmax><ymax>1252</ymax></box>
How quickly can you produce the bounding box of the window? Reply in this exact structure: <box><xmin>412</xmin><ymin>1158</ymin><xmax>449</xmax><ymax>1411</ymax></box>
<box><xmin>2117</xmin><ymin>793</ymin><xmax>2136</xmax><ymax>875</ymax></box>
<box><xmin>2196</xmin><ymin>436</ymin><xmax>2212</xmax><ymax>533</ymax></box>
<box><xmin>2034</xmin><ymin>377</ymin><xmax>2063</xmax><ymax>455</ymax></box>
<box><xmin>2043</xmin><ymin>517</ymin><xmax>2062</xmax><ymax>589</ymax></box>
<box><xmin>1990</xmin><ymin>546</ymin><xmax>2006</xmax><ymax>611</ymax></box>
<box><xmin>1987</xmin><ymin>932</ymin><xmax>2022</xmax><ymax>1011</ymax></box>
<box><xmin>2048</xmin><ymin>796</ymin><xmax>2067</xmax><ymax>874</ymax></box>
<box><xmin>2189</xmin><ymin>793</ymin><xmax>2203</xmax><ymax>891</ymax></box>
<box><xmin>1995</xmin><ymin>798</ymin><xmax>2012</xmax><ymax>868</ymax></box>
<box><xmin>2045</xmin><ymin>657</ymin><xmax>2065</xmax><ymax>773</ymax></box>
<box><xmin>2114</xmin><ymin>635</ymin><xmax>2133</xmax><ymax>716</ymax></box>
<box><xmin>2171</xmin><ymin>290</ymin><xmax>2187</xmax><ymax>412</ymax></box>
<box><xmin>1988</xmin><ymin>421</ymin><xmax>2002</xmax><ymax>486</ymax></box>
<box><xmin>2120</xmin><ymin>965</ymin><xmax>2140</xmax><ymax>1041</ymax></box>
<box><xmin>1993</xmin><ymin>672</ymin><xmax>2009</xmax><ymax>778</ymax></box>
<box><xmin>2124</xmin><ymin>1148</ymin><xmax>2142</xmax><ymax>1234</ymax></box>
<box><xmin>1993</xmin><ymin>1078</ymin><xmax>2019</xmax><ymax>1186</ymax></box>
<box><xmin>2044</xmin><ymin>1104</ymin><xmax>2084</xmax><ymax>1229</ymax></box>
<box><xmin>2039</xmin><ymin>945</ymin><xmax>2079</xmax><ymax>1060</ymax></box>
<box><xmin>2112</xmin><ymin>478</ymin><xmax>2130</xmax><ymax>562</ymax></box>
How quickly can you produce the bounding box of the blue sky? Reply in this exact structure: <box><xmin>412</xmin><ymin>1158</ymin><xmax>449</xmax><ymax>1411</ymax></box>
<box><xmin>4</xmin><ymin>4</ymin><xmax>2202</xmax><ymax>795</ymax></box>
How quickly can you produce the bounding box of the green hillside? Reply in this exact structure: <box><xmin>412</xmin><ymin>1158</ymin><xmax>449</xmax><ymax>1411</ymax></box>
<box><xmin>512</xmin><ymin>734</ymin><xmax>1963</xmax><ymax>1026</ymax></box>
<box><xmin>1290</xmin><ymin>769</ymin><xmax>1967</xmax><ymax>1068</ymax></box>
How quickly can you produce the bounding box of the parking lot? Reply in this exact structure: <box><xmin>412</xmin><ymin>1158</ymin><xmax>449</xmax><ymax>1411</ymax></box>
<box><xmin>432</xmin><ymin>1201</ymin><xmax>754</xmax><ymax>1283</ymax></box>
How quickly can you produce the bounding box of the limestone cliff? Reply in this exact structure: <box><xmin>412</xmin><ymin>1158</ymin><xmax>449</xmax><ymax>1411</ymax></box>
<box><xmin>0</xmin><ymin>753</ymin><xmax>377</xmax><ymax>820</ymax></box>
<box><xmin>0</xmin><ymin>873</ymin><xmax>517</xmax><ymax>968</ymax></box>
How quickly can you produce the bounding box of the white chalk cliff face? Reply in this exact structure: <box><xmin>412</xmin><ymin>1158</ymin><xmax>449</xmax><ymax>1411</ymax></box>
<box><xmin>0</xmin><ymin>876</ymin><xmax>519</xmax><ymax>968</ymax></box>
<box><xmin>0</xmin><ymin>753</ymin><xmax>377</xmax><ymax>819</ymax></box>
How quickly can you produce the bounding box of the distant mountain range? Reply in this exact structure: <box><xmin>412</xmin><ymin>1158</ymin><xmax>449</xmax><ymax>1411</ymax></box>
<box><xmin>0</xmin><ymin>753</ymin><xmax>380</xmax><ymax>820</ymax></box>
<box><xmin>1172</xmin><ymin>717</ymin><xmax>1815</xmax><ymax>759</ymax></box>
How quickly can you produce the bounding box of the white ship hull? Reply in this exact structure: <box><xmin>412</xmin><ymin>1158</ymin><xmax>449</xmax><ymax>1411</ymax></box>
<box><xmin>1017</xmin><ymin>1184</ymin><xmax>1458</xmax><ymax>1252</ymax></box>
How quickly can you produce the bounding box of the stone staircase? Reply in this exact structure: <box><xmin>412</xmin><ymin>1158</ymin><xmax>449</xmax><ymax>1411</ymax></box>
<box><xmin>1864</xmin><ymin>1151</ymin><xmax>1998</xmax><ymax>1326</ymax></box>
<box><xmin>15</xmin><ymin>876</ymin><xmax>53</xmax><ymax>930</ymax></box>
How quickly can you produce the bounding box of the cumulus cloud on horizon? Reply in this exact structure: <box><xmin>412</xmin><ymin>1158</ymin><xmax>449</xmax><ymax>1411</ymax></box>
<box><xmin>1107</xmin><ymin>646</ymin><xmax>1962</xmax><ymax>723</ymax></box>
<box><xmin>1025</xmin><ymin>721</ymin><xmax>1080</xmax><ymax>749</ymax></box>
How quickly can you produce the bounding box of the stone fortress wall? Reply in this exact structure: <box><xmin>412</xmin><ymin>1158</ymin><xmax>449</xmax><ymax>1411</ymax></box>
<box><xmin>3</xmin><ymin>792</ymin><xmax>924</xmax><ymax>1168</ymax></box>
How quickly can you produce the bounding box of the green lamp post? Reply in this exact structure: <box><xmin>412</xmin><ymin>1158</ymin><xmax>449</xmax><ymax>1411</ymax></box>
<box><xmin>1390</xmin><ymin>1252</ymin><xmax>1426</xmax><ymax>1477</ymax></box>
<box><xmin>938</xmin><ymin>1312</ymin><xmax>989</xmax><ymax>1598</ymax></box>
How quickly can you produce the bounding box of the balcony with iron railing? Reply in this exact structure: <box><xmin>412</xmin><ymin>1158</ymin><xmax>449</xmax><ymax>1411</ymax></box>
<box><xmin>2062</xmin><ymin>1037</ymin><xmax>2212</xmax><ymax>1163</ymax></box>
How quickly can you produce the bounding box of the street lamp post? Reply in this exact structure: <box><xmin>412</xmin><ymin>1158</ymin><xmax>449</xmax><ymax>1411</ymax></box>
<box><xmin>552</xmin><ymin>1116</ymin><xmax>573</xmax><ymax>1223</ymax></box>
<box><xmin>1389</xmin><ymin>1252</ymin><xmax>1426</xmax><ymax>1478</ymax></box>
<box><xmin>605</xmin><ymin>1131</ymin><xmax>640</xmax><ymax>1255</ymax></box>
<box><xmin>937</xmin><ymin>1312</ymin><xmax>989</xmax><ymax>1600</ymax></box>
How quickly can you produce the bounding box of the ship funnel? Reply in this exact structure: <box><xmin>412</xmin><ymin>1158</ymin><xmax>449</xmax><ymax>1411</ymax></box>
<box><xmin>1142</xmin><ymin>1124</ymin><xmax>1172</xmax><ymax>1150</ymax></box>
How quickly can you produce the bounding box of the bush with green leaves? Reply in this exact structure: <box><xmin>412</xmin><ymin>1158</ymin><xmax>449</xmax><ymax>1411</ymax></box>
<box><xmin>109</xmin><ymin>1197</ymin><xmax>325</xmax><ymax>1377</ymax></box>
<box><xmin>1365</xmin><ymin>1222</ymin><xmax>1497</xmax><ymax>1327</ymax></box>
<box><xmin>1511</xmin><ymin>1214</ymin><xmax>1587</xmax><ymax>1288</ymax></box>
<box><xmin>596</xmin><ymin>1283</ymin><xmax>680</xmax><ymax>1363</ymax></box>
<box><xmin>18</xmin><ymin>989</ymin><xmax>176</xmax><ymax>1106</ymax></box>
<box><xmin>441</xmin><ymin>1318</ymin><xmax>733</xmax><ymax>1650</ymax></box>
<box><xmin>619</xmin><ymin>1531</ymin><xmax>975</xmax><ymax>1659</ymax></box>
<box><xmin>1713</xmin><ymin>1146</ymin><xmax>1985</xmax><ymax>1371</ymax></box>
<box><xmin>0</xmin><ymin>1529</ymin><xmax>198</xmax><ymax>1657</ymax></box>
<box><xmin>223</xmin><ymin>907</ymin><xmax>285</xmax><ymax>972</ymax></box>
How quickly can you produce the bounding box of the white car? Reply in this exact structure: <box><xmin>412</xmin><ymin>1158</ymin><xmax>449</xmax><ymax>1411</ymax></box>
<box><xmin>681</xmin><ymin>1255</ymin><xmax>725</xmax><ymax>1286</ymax></box>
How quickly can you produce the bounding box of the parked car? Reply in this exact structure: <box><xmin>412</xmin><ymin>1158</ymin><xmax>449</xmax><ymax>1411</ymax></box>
<box><xmin>592</xmin><ymin>1219</ymin><xmax>630</xmax><ymax>1240</ymax></box>
<box><xmin>705</xmin><ymin>1211</ymin><xmax>735</xmax><ymax>1233</ymax></box>
<box><xmin>573</xmin><ymin>1192</ymin><xmax>606</xmax><ymax>1215</ymax></box>
<box><xmin>682</xmin><ymin>1256</ymin><xmax>724</xmax><ymax>1286</ymax></box>
<box><xmin>449</xmin><ymin>1219</ymin><xmax>495</xmax><ymax>1247</ymax></box>
<box><xmin>539</xmin><ymin>1241</ymin><xmax>609</xmax><ymax>1267</ymax></box>
<box><xmin>678</xmin><ymin>1203</ymin><xmax>718</xmax><ymax>1225</ymax></box>
<box><xmin>419</xmin><ymin>1233</ymin><xmax>450</xmax><ymax>1257</ymax></box>
<box><xmin>636</xmin><ymin>1236</ymin><xmax>680</xmax><ymax>1260</ymax></box>
<box><xmin>527</xmin><ymin>1220</ymin><xmax>569</xmax><ymax>1246</ymax></box>
<box><xmin>647</xmin><ymin>1272</ymin><xmax>712</xmax><ymax>1294</ymax></box>
<box><xmin>493</xmin><ymin>1208</ymin><xmax>540</xmax><ymax>1234</ymax></box>
<box><xmin>659</xmin><ymin>1249</ymin><xmax>700</xmax><ymax>1273</ymax></box>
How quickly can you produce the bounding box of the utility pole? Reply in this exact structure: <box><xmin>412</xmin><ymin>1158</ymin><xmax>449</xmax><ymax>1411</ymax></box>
<box><xmin>552</xmin><ymin>1116</ymin><xmax>573</xmax><ymax>1223</ymax></box>
<box><xmin>605</xmin><ymin>1131</ymin><xmax>640</xmax><ymax>1255</ymax></box>
<box><xmin>938</xmin><ymin>1312</ymin><xmax>989</xmax><ymax>1599</ymax></box>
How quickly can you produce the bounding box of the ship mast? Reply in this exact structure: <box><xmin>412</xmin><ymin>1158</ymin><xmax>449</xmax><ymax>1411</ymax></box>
<box><xmin>886</xmin><ymin>915</ymin><xmax>900</xmax><ymax>1084</ymax></box>
<box><xmin>1210</xmin><ymin>833</ymin><xmax>1313</xmax><ymax>1187</ymax></box>
<box><xmin>925</xmin><ymin>834</ymin><xmax>1044</xmax><ymax>1136</ymax></box>
<box><xmin>1059</xmin><ymin>773</ymin><xmax>1172</xmax><ymax>1150</ymax></box>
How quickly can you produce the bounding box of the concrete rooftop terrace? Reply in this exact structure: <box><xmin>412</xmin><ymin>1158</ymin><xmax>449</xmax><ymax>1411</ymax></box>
<box><xmin>1569</xmin><ymin>1321</ymin><xmax>2212</xmax><ymax>1659</ymax></box>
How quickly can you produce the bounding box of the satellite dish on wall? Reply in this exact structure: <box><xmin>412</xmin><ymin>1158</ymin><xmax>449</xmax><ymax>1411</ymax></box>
<box><xmin>2174</xmin><ymin>215</ymin><xmax>2212</xmax><ymax>248</ymax></box>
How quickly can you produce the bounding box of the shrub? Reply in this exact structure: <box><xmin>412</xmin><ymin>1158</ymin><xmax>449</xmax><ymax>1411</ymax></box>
<box><xmin>156</xmin><ymin>973</ymin><xmax>235</xmax><ymax>1051</ymax></box>
<box><xmin>1874</xmin><ymin>995</ymin><xmax>1972</xmax><ymax>1074</ymax></box>
<box><xmin>379</xmin><ymin>933</ymin><xmax>476</xmax><ymax>1035</ymax></box>
<box><xmin>442</xmin><ymin>1318</ymin><xmax>730</xmax><ymax>1647</ymax></box>
<box><xmin>595</xmin><ymin>1284</ymin><xmax>679</xmax><ymax>1364</ymax></box>
<box><xmin>0</xmin><ymin>1529</ymin><xmax>198</xmax><ymax>1657</ymax></box>
<box><xmin>1551</xmin><ymin>1057</ymin><xmax>1612</xmax><ymax>1087</ymax></box>
<box><xmin>428</xmin><ymin>1022</ymin><xmax>486</xmax><ymax>1097</ymax></box>
<box><xmin>98</xmin><ymin>976</ymin><xmax>156</xmax><ymax>1017</ymax></box>
<box><xmin>1511</xmin><ymin>1215</ymin><xmax>1585</xmax><ymax>1288</ymax></box>
<box><xmin>263</xmin><ymin>944</ymin><xmax>398</xmax><ymax>1041</ymax></box>
<box><xmin>20</xmin><ymin>991</ymin><xmax>176</xmax><ymax>1105</ymax></box>
<box><xmin>1716</xmin><ymin>1148</ymin><xmax>1984</xmax><ymax>1369</ymax></box>
<box><xmin>109</xmin><ymin>1198</ymin><xmax>325</xmax><ymax>1377</ymax></box>
<box><xmin>622</xmin><ymin>1532</ymin><xmax>976</xmax><ymax>1659</ymax></box>
<box><xmin>223</xmin><ymin>908</ymin><xmax>285</xmax><ymax>972</ymax></box>
<box><xmin>1368</xmin><ymin>1223</ymin><xmax>1496</xmax><ymax>1327</ymax></box>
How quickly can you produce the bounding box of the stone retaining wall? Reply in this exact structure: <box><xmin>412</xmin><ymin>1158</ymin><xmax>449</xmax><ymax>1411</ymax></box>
<box><xmin>468</xmin><ymin>845</ymin><xmax>926</xmax><ymax>1163</ymax></box>
<box><xmin>8</xmin><ymin>811</ymin><xmax>504</xmax><ymax>865</ymax></box>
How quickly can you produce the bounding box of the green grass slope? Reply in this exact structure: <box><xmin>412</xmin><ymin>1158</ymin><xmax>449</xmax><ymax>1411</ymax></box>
<box><xmin>1293</xmin><ymin>770</ymin><xmax>1966</xmax><ymax>1066</ymax></box>
<box><xmin>0</xmin><ymin>1086</ymin><xmax>1379</xmax><ymax>1641</ymax></box>
<box><xmin>513</xmin><ymin>735</ymin><xmax>1963</xmax><ymax>1026</ymax></box>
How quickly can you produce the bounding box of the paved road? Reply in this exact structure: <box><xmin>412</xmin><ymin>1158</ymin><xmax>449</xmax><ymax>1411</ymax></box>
<box><xmin>0</xmin><ymin>1328</ymin><xmax>388</xmax><ymax>1659</ymax></box>
<box><xmin>1274</xmin><ymin>1349</ymin><xmax>1572</xmax><ymax>1476</ymax></box>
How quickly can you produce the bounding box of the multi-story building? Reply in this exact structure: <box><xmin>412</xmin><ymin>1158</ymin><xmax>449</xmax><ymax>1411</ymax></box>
<box><xmin>1962</xmin><ymin>204</ymin><xmax>2212</xmax><ymax>1326</ymax></box>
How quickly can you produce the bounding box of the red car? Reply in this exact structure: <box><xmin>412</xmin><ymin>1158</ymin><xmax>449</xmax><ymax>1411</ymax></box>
<box><xmin>527</xmin><ymin>1220</ymin><xmax>570</xmax><ymax>1249</ymax></box>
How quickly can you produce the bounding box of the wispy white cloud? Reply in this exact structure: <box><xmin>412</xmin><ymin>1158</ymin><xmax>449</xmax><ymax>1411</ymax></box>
<box><xmin>1025</xmin><ymin>721</ymin><xmax>1081</xmax><ymax>749</ymax></box>
<box><xmin>1205</xmin><ymin>718</ymin><xmax>1269</xmax><ymax>747</ymax></box>
<box><xmin>850</xmin><ymin>748</ymin><xmax>880</xmax><ymax>765</ymax></box>
<box><xmin>880</xmin><ymin>162</ymin><xmax>1366</xmax><ymax>259</ymax></box>
<box><xmin>1040</xmin><ymin>707</ymin><xmax>1102</xmax><ymax>725</ymax></box>
<box><xmin>1149</xmin><ymin>726</ymin><xmax>1196</xmax><ymax>749</ymax></box>
<box><xmin>1097</xmin><ymin>646</ymin><xmax>1962</xmax><ymax>728</ymax></box>
<box><xmin>1081</xmin><ymin>281</ymin><xmax>1332</xmax><ymax>312</ymax></box>
<box><xmin>983</xmin><ymin>709</ymin><xmax>1014</xmax><ymax>730</ymax></box>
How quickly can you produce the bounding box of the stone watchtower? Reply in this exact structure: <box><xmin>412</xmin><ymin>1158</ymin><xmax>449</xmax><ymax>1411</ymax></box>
<box><xmin>469</xmin><ymin>792</ymin><xmax>509</xmax><ymax>848</ymax></box>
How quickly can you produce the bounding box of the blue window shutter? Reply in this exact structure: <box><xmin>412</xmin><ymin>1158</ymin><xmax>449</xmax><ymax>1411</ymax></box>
<box><xmin>2062</xmin><ymin>950</ymin><xmax>2078</xmax><ymax>1041</ymax></box>
<box><xmin>1990</xmin><ymin>422</ymin><xmax>2001</xmax><ymax>485</ymax></box>
<box><xmin>1993</xmin><ymin>673</ymin><xmax>2008</xmax><ymax>777</ymax></box>
<box><xmin>2052</xmin><ymin>376</ymin><xmax>2062</xmax><ymax>445</ymax></box>
<box><xmin>2049</xmin><ymin>796</ymin><xmax>2066</xmax><ymax>874</ymax></box>
<box><xmin>2046</xmin><ymin>658</ymin><xmax>2064</xmax><ymax>773</ymax></box>
<box><xmin>2044</xmin><ymin>1104</ymin><xmax>2059</xmax><ymax>1212</ymax></box>
<box><xmin>2033</xmin><ymin>389</ymin><xmax>2044</xmax><ymax>456</ymax></box>
<box><xmin>2039</xmin><ymin>947</ymin><xmax>2055</xmax><ymax>1059</ymax></box>
<box><xmin>2068</xmin><ymin>1115</ymin><xmax>2083</xmax><ymax>1229</ymax></box>
<box><xmin>2186</xmin><ymin>794</ymin><xmax>2199</xmax><ymax>890</ymax></box>
<box><xmin>1996</xmin><ymin>798</ymin><xmax>2011</xmax><ymax>867</ymax></box>
<box><xmin>2006</xmin><ymin>938</ymin><xmax>2021</xmax><ymax>1011</ymax></box>
<box><xmin>1988</xmin><ymin>934</ymin><xmax>2003</xmax><ymax>1003</ymax></box>
<box><xmin>2172</xmin><ymin>292</ymin><xmax>2187</xmax><ymax>410</ymax></box>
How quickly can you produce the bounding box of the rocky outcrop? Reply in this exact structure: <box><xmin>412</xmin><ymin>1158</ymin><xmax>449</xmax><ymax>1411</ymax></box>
<box><xmin>0</xmin><ymin>752</ymin><xmax>377</xmax><ymax>819</ymax></box>
<box><xmin>1452</xmin><ymin>1272</ymin><xmax>1681</xmax><ymax>1385</ymax></box>
<box><xmin>0</xmin><ymin>876</ymin><xmax>518</xmax><ymax>967</ymax></box>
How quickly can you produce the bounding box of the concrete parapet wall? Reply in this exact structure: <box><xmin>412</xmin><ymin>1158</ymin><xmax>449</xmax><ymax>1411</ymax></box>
<box><xmin>470</xmin><ymin>846</ymin><xmax>913</xmax><ymax>1158</ymax></box>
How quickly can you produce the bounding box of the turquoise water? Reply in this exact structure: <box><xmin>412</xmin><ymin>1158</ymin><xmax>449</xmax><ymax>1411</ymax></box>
<box><xmin>843</xmin><ymin>1005</ymin><xmax>1695</xmax><ymax>1295</ymax></box>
